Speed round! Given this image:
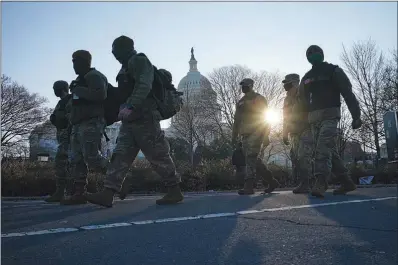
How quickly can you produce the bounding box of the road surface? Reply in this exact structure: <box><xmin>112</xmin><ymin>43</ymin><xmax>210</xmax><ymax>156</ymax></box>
<box><xmin>2</xmin><ymin>187</ymin><xmax>397</xmax><ymax>265</ymax></box>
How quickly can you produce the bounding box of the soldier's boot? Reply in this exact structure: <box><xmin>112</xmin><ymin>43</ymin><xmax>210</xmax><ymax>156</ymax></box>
<box><xmin>238</xmin><ymin>179</ymin><xmax>255</xmax><ymax>195</ymax></box>
<box><xmin>86</xmin><ymin>188</ymin><xmax>115</xmax><ymax>208</ymax></box>
<box><xmin>263</xmin><ymin>177</ymin><xmax>280</xmax><ymax>194</ymax></box>
<box><xmin>60</xmin><ymin>184</ymin><xmax>87</xmax><ymax>205</ymax></box>
<box><xmin>119</xmin><ymin>177</ymin><xmax>133</xmax><ymax>200</ymax></box>
<box><xmin>311</xmin><ymin>175</ymin><xmax>328</xmax><ymax>198</ymax></box>
<box><xmin>156</xmin><ymin>184</ymin><xmax>184</xmax><ymax>205</ymax></box>
<box><xmin>257</xmin><ymin>160</ymin><xmax>280</xmax><ymax>194</ymax></box>
<box><xmin>292</xmin><ymin>180</ymin><xmax>310</xmax><ymax>194</ymax></box>
<box><xmin>45</xmin><ymin>185</ymin><xmax>65</xmax><ymax>203</ymax></box>
<box><xmin>333</xmin><ymin>174</ymin><xmax>356</xmax><ymax>195</ymax></box>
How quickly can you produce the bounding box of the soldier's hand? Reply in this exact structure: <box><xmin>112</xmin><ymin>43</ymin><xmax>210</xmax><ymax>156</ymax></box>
<box><xmin>118</xmin><ymin>104</ymin><xmax>140</xmax><ymax>122</ymax></box>
<box><xmin>352</xmin><ymin>118</ymin><xmax>363</xmax><ymax>130</ymax></box>
<box><xmin>118</xmin><ymin>107</ymin><xmax>133</xmax><ymax>121</ymax></box>
<box><xmin>50</xmin><ymin>114</ymin><xmax>56</xmax><ymax>125</ymax></box>
<box><xmin>283</xmin><ymin>136</ymin><xmax>289</xmax><ymax>146</ymax></box>
<box><xmin>231</xmin><ymin>139</ymin><xmax>237</xmax><ymax>149</ymax></box>
<box><xmin>69</xmin><ymin>81</ymin><xmax>78</xmax><ymax>89</ymax></box>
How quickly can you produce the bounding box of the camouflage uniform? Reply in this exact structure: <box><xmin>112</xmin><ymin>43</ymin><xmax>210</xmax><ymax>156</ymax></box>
<box><xmin>232</xmin><ymin>78</ymin><xmax>280</xmax><ymax>195</ymax></box>
<box><xmin>300</xmin><ymin>45</ymin><xmax>361</xmax><ymax>197</ymax></box>
<box><xmin>46</xmin><ymin>81</ymin><xmax>73</xmax><ymax>202</ymax></box>
<box><xmin>61</xmin><ymin>54</ymin><xmax>109</xmax><ymax>205</ymax></box>
<box><xmin>86</xmin><ymin>38</ymin><xmax>182</xmax><ymax>207</ymax></box>
<box><xmin>282</xmin><ymin>74</ymin><xmax>313</xmax><ymax>193</ymax></box>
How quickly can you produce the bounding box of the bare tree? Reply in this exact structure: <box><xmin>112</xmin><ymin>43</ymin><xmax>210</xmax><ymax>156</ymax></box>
<box><xmin>254</xmin><ymin>70</ymin><xmax>285</xmax><ymax>109</ymax></box>
<box><xmin>1</xmin><ymin>142</ymin><xmax>29</xmax><ymax>159</ymax></box>
<box><xmin>207</xmin><ymin>65</ymin><xmax>251</xmax><ymax>139</ymax></box>
<box><xmin>336</xmin><ymin>103</ymin><xmax>359</xmax><ymax>159</ymax></box>
<box><xmin>171</xmin><ymin>83</ymin><xmax>218</xmax><ymax>166</ymax></box>
<box><xmin>340</xmin><ymin>39</ymin><xmax>386</xmax><ymax>160</ymax></box>
<box><xmin>1</xmin><ymin>75</ymin><xmax>50</xmax><ymax>149</ymax></box>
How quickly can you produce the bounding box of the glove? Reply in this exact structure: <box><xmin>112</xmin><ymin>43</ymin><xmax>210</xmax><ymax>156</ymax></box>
<box><xmin>50</xmin><ymin>114</ymin><xmax>56</xmax><ymax>126</ymax></box>
<box><xmin>283</xmin><ymin>135</ymin><xmax>289</xmax><ymax>145</ymax></box>
<box><xmin>118</xmin><ymin>104</ymin><xmax>137</xmax><ymax>122</ymax></box>
<box><xmin>352</xmin><ymin>118</ymin><xmax>363</xmax><ymax>130</ymax></box>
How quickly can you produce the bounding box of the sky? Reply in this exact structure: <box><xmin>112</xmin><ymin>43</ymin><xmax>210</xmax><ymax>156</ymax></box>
<box><xmin>2</xmin><ymin>1</ymin><xmax>397</xmax><ymax>128</ymax></box>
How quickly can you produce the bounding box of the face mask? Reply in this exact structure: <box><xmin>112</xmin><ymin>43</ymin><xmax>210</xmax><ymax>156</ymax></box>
<box><xmin>241</xmin><ymin>85</ymin><xmax>251</xmax><ymax>94</ymax></box>
<box><xmin>307</xmin><ymin>53</ymin><xmax>324</xmax><ymax>65</ymax></box>
<box><xmin>54</xmin><ymin>89</ymin><xmax>64</xmax><ymax>98</ymax></box>
<box><xmin>284</xmin><ymin>82</ymin><xmax>293</xmax><ymax>91</ymax></box>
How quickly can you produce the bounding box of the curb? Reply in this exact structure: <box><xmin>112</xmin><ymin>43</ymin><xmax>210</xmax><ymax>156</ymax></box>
<box><xmin>1</xmin><ymin>184</ymin><xmax>396</xmax><ymax>201</ymax></box>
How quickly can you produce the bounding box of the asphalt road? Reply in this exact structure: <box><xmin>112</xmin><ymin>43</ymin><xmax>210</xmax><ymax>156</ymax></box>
<box><xmin>1</xmin><ymin>187</ymin><xmax>397</xmax><ymax>265</ymax></box>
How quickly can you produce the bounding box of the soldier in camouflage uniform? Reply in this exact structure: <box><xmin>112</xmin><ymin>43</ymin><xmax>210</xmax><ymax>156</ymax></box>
<box><xmin>282</xmin><ymin>74</ymin><xmax>313</xmax><ymax>194</ymax></box>
<box><xmin>299</xmin><ymin>45</ymin><xmax>362</xmax><ymax>198</ymax></box>
<box><xmin>232</xmin><ymin>78</ymin><xmax>280</xmax><ymax>195</ymax></box>
<box><xmin>60</xmin><ymin>50</ymin><xmax>109</xmax><ymax>205</ymax></box>
<box><xmin>86</xmin><ymin>36</ymin><xmax>183</xmax><ymax>207</ymax></box>
<box><xmin>46</xmin><ymin>81</ymin><xmax>73</xmax><ymax>202</ymax></box>
<box><xmin>117</xmin><ymin>68</ymin><xmax>175</xmax><ymax>201</ymax></box>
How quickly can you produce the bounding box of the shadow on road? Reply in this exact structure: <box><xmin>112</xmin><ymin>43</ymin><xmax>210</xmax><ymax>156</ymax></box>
<box><xmin>1</xmin><ymin>192</ymin><xmax>275</xmax><ymax>265</ymax></box>
<box><xmin>309</xmin><ymin>190</ymin><xmax>397</xmax><ymax>265</ymax></box>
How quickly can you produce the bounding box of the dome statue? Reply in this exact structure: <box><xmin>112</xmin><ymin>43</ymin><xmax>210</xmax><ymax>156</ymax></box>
<box><xmin>177</xmin><ymin>47</ymin><xmax>214</xmax><ymax>101</ymax></box>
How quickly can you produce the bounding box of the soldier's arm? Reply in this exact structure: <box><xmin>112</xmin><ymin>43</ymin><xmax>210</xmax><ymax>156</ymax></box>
<box><xmin>125</xmin><ymin>55</ymin><xmax>154</xmax><ymax>108</ymax></box>
<box><xmin>333</xmin><ymin>67</ymin><xmax>361</xmax><ymax>119</ymax></box>
<box><xmin>231</xmin><ymin>106</ymin><xmax>241</xmax><ymax>145</ymax></box>
<box><xmin>50</xmin><ymin>103</ymin><xmax>59</xmax><ymax>126</ymax></box>
<box><xmin>282</xmin><ymin>98</ymin><xmax>289</xmax><ymax>138</ymax></box>
<box><xmin>256</xmin><ymin>95</ymin><xmax>271</xmax><ymax>137</ymax></box>
<box><xmin>297</xmin><ymin>77</ymin><xmax>307</xmax><ymax>104</ymax></box>
<box><xmin>65</xmin><ymin>96</ymin><xmax>72</xmax><ymax>122</ymax></box>
<box><xmin>74</xmin><ymin>71</ymin><xmax>108</xmax><ymax>101</ymax></box>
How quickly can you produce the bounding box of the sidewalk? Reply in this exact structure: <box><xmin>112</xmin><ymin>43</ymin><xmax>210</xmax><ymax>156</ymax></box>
<box><xmin>1</xmin><ymin>184</ymin><xmax>397</xmax><ymax>201</ymax></box>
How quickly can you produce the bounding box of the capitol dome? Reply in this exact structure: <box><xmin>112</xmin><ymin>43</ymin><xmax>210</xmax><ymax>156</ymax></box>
<box><xmin>177</xmin><ymin>48</ymin><xmax>213</xmax><ymax>95</ymax></box>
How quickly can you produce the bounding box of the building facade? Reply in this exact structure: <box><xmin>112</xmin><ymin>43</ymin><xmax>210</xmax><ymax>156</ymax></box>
<box><xmin>383</xmin><ymin>111</ymin><xmax>398</xmax><ymax>161</ymax></box>
<box><xmin>29</xmin><ymin>121</ymin><xmax>145</xmax><ymax>162</ymax></box>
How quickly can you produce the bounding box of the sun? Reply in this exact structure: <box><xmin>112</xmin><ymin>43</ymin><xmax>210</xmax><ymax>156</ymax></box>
<box><xmin>264</xmin><ymin>108</ymin><xmax>281</xmax><ymax>125</ymax></box>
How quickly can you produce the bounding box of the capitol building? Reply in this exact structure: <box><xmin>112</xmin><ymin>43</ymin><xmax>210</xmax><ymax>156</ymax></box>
<box><xmin>164</xmin><ymin>48</ymin><xmax>222</xmax><ymax>146</ymax></box>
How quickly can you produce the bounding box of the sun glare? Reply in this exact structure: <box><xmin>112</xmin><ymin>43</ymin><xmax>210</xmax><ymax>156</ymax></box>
<box><xmin>264</xmin><ymin>108</ymin><xmax>281</xmax><ymax>125</ymax></box>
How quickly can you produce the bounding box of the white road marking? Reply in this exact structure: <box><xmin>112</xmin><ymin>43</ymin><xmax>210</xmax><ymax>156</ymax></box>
<box><xmin>1</xmin><ymin>228</ymin><xmax>79</xmax><ymax>238</ymax></box>
<box><xmin>2</xmin><ymin>196</ymin><xmax>396</xmax><ymax>238</ymax></box>
<box><xmin>81</xmin><ymin>223</ymin><xmax>132</xmax><ymax>230</ymax></box>
<box><xmin>1</xmin><ymin>191</ymin><xmax>290</xmax><ymax>208</ymax></box>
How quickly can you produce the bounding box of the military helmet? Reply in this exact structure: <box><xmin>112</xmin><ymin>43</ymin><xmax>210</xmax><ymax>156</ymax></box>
<box><xmin>72</xmin><ymin>50</ymin><xmax>92</xmax><ymax>64</ymax></box>
<box><xmin>239</xmin><ymin>78</ymin><xmax>254</xmax><ymax>87</ymax></box>
<box><xmin>159</xmin><ymin>69</ymin><xmax>172</xmax><ymax>82</ymax></box>
<box><xmin>112</xmin><ymin>35</ymin><xmax>134</xmax><ymax>49</ymax></box>
<box><xmin>282</xmin><ymin>74</ymin><xmax>300</xmax><ymax>84</ymax></box>
<box><xmin>53</xmin><ymin>80</ymin><xmax>69</xmax><ymax>91</ymax></box>
<box><xmin>306</xmin><ymin>45</ymin><xmax>323</xmax><ymax>58</ymax></box>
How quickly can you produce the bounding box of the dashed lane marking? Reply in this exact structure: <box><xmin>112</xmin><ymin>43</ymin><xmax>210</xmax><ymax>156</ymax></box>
<box><xmin>2</xmin><ymin>196</ymin><xmax>396</xmax><ymax>238</ymax></box>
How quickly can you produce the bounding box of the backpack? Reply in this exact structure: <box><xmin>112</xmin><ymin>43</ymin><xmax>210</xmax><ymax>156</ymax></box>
<box><xmin>152</xmin><ymin>68</ymin><xmax>184</xmax><ymax>120</ymax></box>
<box><xmin>103</xmin><ymin>53</ymin><xmax>184</xmax><ymax>126</ymax></box>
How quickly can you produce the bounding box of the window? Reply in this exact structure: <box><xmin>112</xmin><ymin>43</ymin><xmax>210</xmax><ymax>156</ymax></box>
<box><xmin>386</xmin><ymin>131</ymin><xmax>390</xmax><ymax>139</ymax></box>
<box><xmin>37</xmin><ymin>155</ymin><xmax>49</xmax><ymax>162</ymax></box>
